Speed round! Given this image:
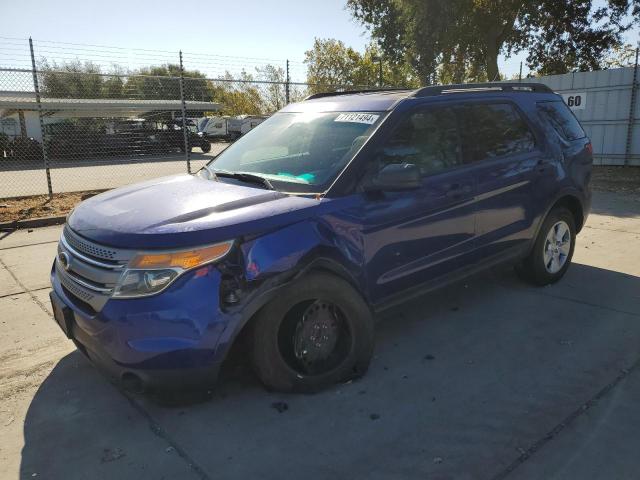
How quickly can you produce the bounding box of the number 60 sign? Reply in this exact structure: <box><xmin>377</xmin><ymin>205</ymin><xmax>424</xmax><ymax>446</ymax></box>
<box><xmin>560</xmin><ymin>92</ymin><xmax>586</xmax><ymax>110</ymax></box>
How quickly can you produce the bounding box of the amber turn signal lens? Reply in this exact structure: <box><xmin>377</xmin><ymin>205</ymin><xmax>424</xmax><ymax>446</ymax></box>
<box><xmin>129</xmin><ymin>241</ymin><xmax>233</xmax><ymax>270</ymax></box>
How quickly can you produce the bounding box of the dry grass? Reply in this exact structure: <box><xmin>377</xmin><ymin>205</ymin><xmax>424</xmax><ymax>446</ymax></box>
<box><xmin>0</xmin><ymin>191</ymin><xmax>105</xmax><ymax>223</ymax></box>
<box><xmin>591</xmin><ymin>166</ymin><xmax>640</xmax><ymax>194</ymax></box>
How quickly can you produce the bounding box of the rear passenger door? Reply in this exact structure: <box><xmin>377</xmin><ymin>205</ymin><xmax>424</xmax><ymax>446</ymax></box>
<box><xmin>459</xmin><ymin>102</ymin><xmax>543</xmax><ymax>259</ymax></box>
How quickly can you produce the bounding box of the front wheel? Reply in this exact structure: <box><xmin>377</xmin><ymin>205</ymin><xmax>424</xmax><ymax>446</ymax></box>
<box><xmin>517</xmin><ymin>207</ymin><xmax>576</xmax><ymax>285</ymax></box>
<box><xmin>200</xmin><ymin>140</ymin><xmax>211</xmax><ymax>153</ymax></box>
<box><xmin>249</xmin><ymin>272</ymin><xmax>374</xmax><ymax>393</ymax></box>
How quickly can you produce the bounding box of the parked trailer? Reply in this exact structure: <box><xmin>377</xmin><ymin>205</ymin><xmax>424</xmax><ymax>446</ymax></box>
<box><xmin>198</xmin><ymin>115</ymin><xmax>268</xmax><ymax>141</ymax></box>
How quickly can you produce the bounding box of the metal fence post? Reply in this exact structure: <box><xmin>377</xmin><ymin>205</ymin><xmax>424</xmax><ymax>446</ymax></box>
<box><xmin>624</xmin><ymin>46</ymin><xmax>639</xmax><ymax>167</ymax></box>
<box><xmin>518</xmin><ymin>61</ymin><xmax>523</xmax><ymax>82</ymax></box>
<box><xmin>285</xmin><ymin>59</ymin><xmax>290</xmax><ymax>104</ymax></box>
<box><xmin>178</xmin><ymin>50</ymin><xmax>191</xmax><ymax>174</ymax></box>
<box><xmin>29</xmin><ymin>37</ymin><xmax>53</xmax><ymax>197</ymax></box>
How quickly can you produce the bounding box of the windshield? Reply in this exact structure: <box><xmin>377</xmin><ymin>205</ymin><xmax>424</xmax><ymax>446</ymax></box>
<box><xmin>204</xmin><ymin>111</ymin><xmax>385</xmax><ymax>193</ymax></box>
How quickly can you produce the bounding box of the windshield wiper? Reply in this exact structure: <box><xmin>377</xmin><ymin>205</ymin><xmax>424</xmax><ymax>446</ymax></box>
<box><xmin>213</xmin><ymin>170</ymin><xmax>274</xmax><ymax>190</ymax></box>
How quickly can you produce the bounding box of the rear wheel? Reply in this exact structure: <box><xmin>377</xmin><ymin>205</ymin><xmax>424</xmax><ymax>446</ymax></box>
<box><xmin>250</xmin><ymin>272</ymin><xmax>374</xmax><ymax>393</ymax></box>
<box><xmin>517</xmin><ymin>207</ymin><xmax>576</xmax><ymax>285</ymax></box>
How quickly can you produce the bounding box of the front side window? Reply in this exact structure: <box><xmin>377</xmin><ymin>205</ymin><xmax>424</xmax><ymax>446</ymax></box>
<box><xmin>537</xmin><ymin>101</ymin><xmax>586</xmax><ymax>141</ymax></box>
<box><xmin>378</xmin><ymin>107</ymin><xmax>461</xmax><ymax>176</ymax></box>
<box><xmin>461</xmin><ymin>103</ymin><xmax>536</xmax><ymax>162</ymax></box>
<box><xmin>206</xmin><ymin>111</ymin><xmax>384</xmax><ymax>193</ymax></box>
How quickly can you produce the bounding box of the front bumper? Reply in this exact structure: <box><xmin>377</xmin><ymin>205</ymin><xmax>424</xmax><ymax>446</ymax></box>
<box><xmin>50</xmin><ymin>261</ymin><xmax>235</xmax><ymax>390</ymax></box>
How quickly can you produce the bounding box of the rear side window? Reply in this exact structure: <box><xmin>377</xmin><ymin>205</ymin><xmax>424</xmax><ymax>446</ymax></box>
<box><xmin>537</xmin><ymin>101</ymin><xmax>586</xmax><ymax>141</ymax></box>
<box><xmin>461</xmin><ymin>103</ymin><xmax>536</xmax><ymax>162</ymax></box>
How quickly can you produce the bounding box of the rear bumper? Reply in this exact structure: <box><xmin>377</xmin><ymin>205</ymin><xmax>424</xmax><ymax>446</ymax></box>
<box><xmin>50</xmin><ymin>262</ymin><xmax>234</xmax><ymax>390</ymax></box>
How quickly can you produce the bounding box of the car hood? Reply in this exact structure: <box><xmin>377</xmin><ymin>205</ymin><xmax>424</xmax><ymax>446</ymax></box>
<box><xmin>68</xmin><ymin>174</ymin><xmax>321</xmax><ymax>249</ymax></box>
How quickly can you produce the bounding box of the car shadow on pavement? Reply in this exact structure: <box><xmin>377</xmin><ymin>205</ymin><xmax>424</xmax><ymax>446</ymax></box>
<box><xmin>19</xmin><ymin>262</ymin><xmax>640</xmax><ymax>480</ymax></box>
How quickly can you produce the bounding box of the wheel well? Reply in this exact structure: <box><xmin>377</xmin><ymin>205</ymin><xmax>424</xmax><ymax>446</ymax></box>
<box><xmin>220</xmin><ymin>266</ymin><xmax>367</xmax><ymax>370</ymax></box>
<box><xmin>552</xmin><ymin>195</ymin><xmax>584</xmax><ymax>232</ymax></box>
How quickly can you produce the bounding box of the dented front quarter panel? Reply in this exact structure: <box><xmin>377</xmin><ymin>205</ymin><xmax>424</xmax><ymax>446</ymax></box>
<box><xmin>212</xmin><ymin>194</ymin><xmax>368</xmax><ymax>360</ymax></box>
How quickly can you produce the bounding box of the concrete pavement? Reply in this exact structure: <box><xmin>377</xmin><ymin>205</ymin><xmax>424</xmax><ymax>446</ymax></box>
<box><xmin>1</xmin><ymin>190</ymin><xmax>639</xmax><ymax>479</ymax></box>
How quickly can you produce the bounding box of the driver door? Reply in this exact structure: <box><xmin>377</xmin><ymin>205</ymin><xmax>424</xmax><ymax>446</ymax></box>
<box><xmin>358</xmin><ymin>105</ymin><xmax>477</xmax><ymax>303</ymax></box>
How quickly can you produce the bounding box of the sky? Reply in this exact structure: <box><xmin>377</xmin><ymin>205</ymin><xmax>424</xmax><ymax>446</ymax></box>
<box><xmin>2</xmin><ymin>0</ymin><xmax>639</xmax><ymax>82</ymax></box>
<box><xmin>1</xmin><ymin>0</ymin><xmax>370</xmax><ymax>58</ymax></box>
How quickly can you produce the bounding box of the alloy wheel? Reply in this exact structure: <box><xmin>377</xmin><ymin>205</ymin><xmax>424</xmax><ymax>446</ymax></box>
<box><xmin>543</xmin><ymin>220</ymin><xmax>571</xmax><ymax>274</ymax></box>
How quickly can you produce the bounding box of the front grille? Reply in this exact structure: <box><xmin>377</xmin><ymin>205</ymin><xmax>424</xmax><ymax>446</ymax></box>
<box><xmin>58</xmin><ymin>267</ymin><xmax>95</xmax><ymax>303</ymax></box>
<box><xmin>61</xmin><ymin>285</ymin><xmax>96</xmax><ymax>315</ymax></box>
<box><xmin>63</xmin><ymin>225</ymin><xmax>118</xmax><ymax>261</ymax></box>
<box><xmin>55</xmin><ymin>226</ymin><xmax>135</xmax><ymax>312</ymax></box>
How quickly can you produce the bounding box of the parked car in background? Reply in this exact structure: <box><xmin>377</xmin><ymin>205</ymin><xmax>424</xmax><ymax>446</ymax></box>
<box><xmin>0</xmin><ymin>136</ymin><xmax>43</xmax><ymax>161</ymax></box>
<box><xmin>162</xmin><ymin>119</ymin><xmax>211</xmax><ymax>153</ymax></box>
<box><xmin>43</xmin><ymin>118</ymin><xmax>211</xmax><ymax>159</ymax></box>
<box><xmin>46</xmin><ymin>121</ymin><xmax>106</xmax><ymax>159</ymax></box>
<box><xmin>50</xmin><ymin>83</ymin><xmax>592</xmax><ymax>394</ymax></box>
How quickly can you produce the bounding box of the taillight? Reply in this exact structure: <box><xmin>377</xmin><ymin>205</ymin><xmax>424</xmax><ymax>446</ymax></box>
<box><xmin>585</xmin><ymin>142</ymin><xmax>593</xmax><ymax>155</ymax></box>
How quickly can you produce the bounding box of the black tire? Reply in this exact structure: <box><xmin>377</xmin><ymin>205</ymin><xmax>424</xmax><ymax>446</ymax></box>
<box><xmin>249</xmin><ymin>272</ymin><xmax>374</xmax><ymax>393</ymax></box>
<box><xmin>200</xmin><ymin>141</ymin><xmax>211</xmax><ymax>153</ymax></box>
<box><xmin>517</xmin><ymin>207</ymin><xmax>576</xmax><ymax>286</ymax></box>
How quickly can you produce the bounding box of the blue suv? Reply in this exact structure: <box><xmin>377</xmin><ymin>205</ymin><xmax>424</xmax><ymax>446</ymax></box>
<box><xmin>50</xmin><ymin>83</ymin><xmax>592</xmax><ymax>393</ymax></box>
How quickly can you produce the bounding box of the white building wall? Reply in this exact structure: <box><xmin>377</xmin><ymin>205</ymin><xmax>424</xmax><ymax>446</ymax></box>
<box><xmin>0</xmin><ymin>111</ymin><xmax>42</xmax><ymax>142</ymax></box>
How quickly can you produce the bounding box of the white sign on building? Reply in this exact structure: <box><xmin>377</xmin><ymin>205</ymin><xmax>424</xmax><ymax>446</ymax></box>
<box><xmin>560</xmin><ymin>92</ymin><xmax>587</xmax><ymax>110</ymax></box>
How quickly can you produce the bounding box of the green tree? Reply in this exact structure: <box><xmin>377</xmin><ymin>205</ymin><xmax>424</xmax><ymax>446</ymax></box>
<box><xmin>347</xmin><ymin>0</ymin><xmax>640</xmax><ymax>82</ymax></box>
<box><xmin>304</xmin><ymin>38</ymin><xmax>419</xmax><ymax>94</ymax></box>
<box><xmin>126</xmin><ymin>64</ymin><xmax>214</xmax><ymax>101</ymax></box>
<box><xmin>305</xmin><ymin>38</ymin><xmax>364</xmax><ymax>91</ymax></box>
<box><xmin>39</xmin><ymin>60</ymin><xmax>107</xmax><ymax>98</ymax></box>
<box><xmin>39</xmin><ymin>61</ymin><xmax>214</xmax><ymax>101</ymax></box>
<box><xmin>255</xmin><ymin>64</ymin><xmax>287</xmax><ymax>112</ymax></box>
<box><xmin>601</xmin><ymin>43</ymin><xmax>639</xmax><ymax>69</ymax></box>
<box><xmin>102</xmin><ymin>64</ymin><xmax>126</xmax><ymax>99</ymax></box>
<box><xmin>211</xmin><ymin>71</ymin><xmax>266</xmax><ymax>116</ymax></box>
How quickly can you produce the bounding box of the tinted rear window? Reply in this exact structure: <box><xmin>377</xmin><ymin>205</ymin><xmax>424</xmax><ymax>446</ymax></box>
<box><xmin>537</xmin><ymin>101</ymin><xmax>586</xmax><ymax>141</ymax></box>
<box><xmin>461</xmin><ymin>103</ymin><xmax>536</xmax><ymax>162</ymax></box>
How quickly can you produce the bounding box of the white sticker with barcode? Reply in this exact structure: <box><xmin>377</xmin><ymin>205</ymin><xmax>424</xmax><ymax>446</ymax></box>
<box><xmin>334</xmin><ymin>113</ymin><xmax>380</xmax><ymax>124</ymax></box>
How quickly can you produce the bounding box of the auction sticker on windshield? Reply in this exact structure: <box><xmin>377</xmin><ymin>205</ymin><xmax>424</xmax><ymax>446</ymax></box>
<box><xmin>334</xmin><ymin>113</ymin><xmax>380</xmax><ymax>124</ymax></box>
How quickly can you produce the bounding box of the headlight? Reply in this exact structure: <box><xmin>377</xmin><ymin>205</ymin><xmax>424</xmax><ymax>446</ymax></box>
<box><xmin>113</xmin><ymin>241</ymin><xmax>233</xmax><ymax>298</ymax></box>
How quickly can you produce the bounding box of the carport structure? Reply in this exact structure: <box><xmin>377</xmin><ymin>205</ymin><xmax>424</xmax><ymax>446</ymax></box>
<box><xmin>0</xmin><ymin>91</ymin><xmax>222</xmax><ymax>198</ymax></box>
<box><xmin>0</xmin><ymin>91</ymin><xmax>221</xmax><ymax>142</ymax></box>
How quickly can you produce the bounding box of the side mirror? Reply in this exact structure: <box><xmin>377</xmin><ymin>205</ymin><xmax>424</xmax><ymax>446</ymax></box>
<box><xmin>365</xmin><ymin>163</ymin><xmax>421</xmax><ymax>192</ymax></box>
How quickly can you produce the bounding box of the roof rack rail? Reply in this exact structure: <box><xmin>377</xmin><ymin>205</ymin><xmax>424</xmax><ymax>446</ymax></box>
<box><xmin>304</xmin><ymin>88</ymin><xmax>411</xmax><ymax>101</ymax></box>
<box><xmin>412</xmin><ymin>82</ymin><xmax>553</xmax><ymax>97</ymax></box>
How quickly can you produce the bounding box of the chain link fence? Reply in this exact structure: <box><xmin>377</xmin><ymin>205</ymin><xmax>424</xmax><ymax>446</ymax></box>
<box><xmin>6</xmin><ymin>37</ymin><xmax>637</xmax><ymax>201</ymax></box>
<box><xmin>0</xmin><ymin>38</ymin><xmax>383</xmax><ymax>199</ymax></box>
